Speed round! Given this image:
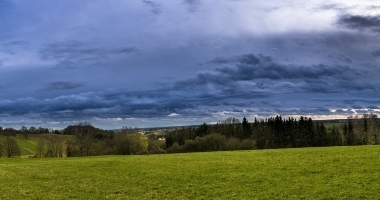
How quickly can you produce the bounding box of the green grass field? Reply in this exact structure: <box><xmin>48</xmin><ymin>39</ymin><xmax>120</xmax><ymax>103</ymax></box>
<box><xmin>1</xmin><ymin>145</ymin><xmax>380</xmax><ymax>199</ymax></box>
<box><xmin>324</xmin><ymin>122</ymin><xmax>344</xmax><ymax>129</ymax></box>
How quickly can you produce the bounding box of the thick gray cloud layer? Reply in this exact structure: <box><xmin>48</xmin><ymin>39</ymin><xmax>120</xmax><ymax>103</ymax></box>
<box><xmin>0</xmin><ymin>0</ymin><xmax>379</xmax><ymax>129</ymax></box>
<box><xmin>337</xmin><ymin>14</ymin><xmax>380</xmax><ymax>33</ymax></box>
<box><xmin>44</xmin><ymin>81</ymin><xmax>85</xmax><ymax>90</ymax></box>
<box><xmin>39</xmin><ymin>40</ymin><xmax>140</xmax><ymax>69</ymax></box>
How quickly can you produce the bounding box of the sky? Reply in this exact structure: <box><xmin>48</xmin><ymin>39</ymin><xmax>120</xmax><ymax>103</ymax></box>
<box><xmin>0</xmin><ymin>0</ymin><xmax>380</xmax><ymax>129</ymax></box>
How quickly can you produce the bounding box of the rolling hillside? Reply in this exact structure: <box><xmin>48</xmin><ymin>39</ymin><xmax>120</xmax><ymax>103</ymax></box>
<box><xmin>0</xmin><ymin>134</ymin><xmax>74</xmax><ymax>157</ymax></box>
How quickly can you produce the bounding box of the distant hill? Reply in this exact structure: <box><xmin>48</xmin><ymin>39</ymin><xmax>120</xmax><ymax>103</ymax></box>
<box><xmin>0</xmin><ymin>134</ymin><xmax>74</xmax><ymax>157</ymax></box>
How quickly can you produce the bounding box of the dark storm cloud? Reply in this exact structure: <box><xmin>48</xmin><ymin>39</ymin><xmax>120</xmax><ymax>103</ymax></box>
<box><xmin>337</xmin><ymin>14</ymin><xmax>380</xmax><ymax>33</ymax></box>
<box><xmin>111</xmin><ymin>47</ymin><xmax>142</xmax><ymax>54</ymax></box>
<box><xmin>39</xmin><ymin>40</ymin><xmax>141</xmax><ymax>69</ymax></box>
<box><xmin>208</xmin><ymin>57</ymin><xmax>231</xmax><ymax>64</ymax></box>
<box><xmin>208</xmin><ymin>53</ymin><xmax>269</xmax><ymax>65</ymax></box>
<box><xmin>336</xmin><ymin>81</ymin><xmax>375</xmax><ymax>91</ymax></box>
<box><xmin>183</xmin><ymin>0</ymin><xmax>200</xmax><ymax>5</ymax></box>
<box><xmin>327</xmin><ymin>53</ymin><xmax>352</xmax><ymax>63</ymax></box>
<box><xmin>44</xmin><ymin>81</ymin><xmax>85</xmax><ymax>90</ymax></box>
<box><xmin>0</xmin><ymin>86</ymin><xmax>196</xmax><ymax>119</ymax></box>
<box><xmin>288</xmin><ymin>107</ymin><xmax>331</xmax><ymax>115</ymax></box>
<box><xmin>350</xmin><ymin>105</ymin><xmax>363</xmax><ymax>109</ymax></box>
<box><xmin>0</xmin><ymin>94</ymin><xmax>111</xmax><ymax>117</ymax></box>
<box><xmin>342</xmin><ymin>98</ymin><xmax>380</xmax><ymax>104</ymax></box>
<box><xmin>302</xmin><ymin>79</ymin><xmax>375</xmax><ymax>93</ymax></box>
<box><xmin>1</xmin><ymin>49</ymin><xmax>378</xmax><ymax>123</ymax></box>
<box><xmin>208</xmin><ymin>53</ymin><xmax>355</xmax><ymax>81</ymax></box>
<box><xmin>0</xmin><ymin>65</ymin><xmax>269</xmax><ymax>120</ymax></box>
<box><xmin>142</xmin><ymin>0</ymin><xmax>162</xmax><ymax>15</ymax></box>
<box><xmin>183</xmin><ymin>0</ymin><xmax>200</xmax><ymax>12</ymax></box>
<box><xmin>173</xmin><ymin>52</ymin><xmax>378</xmax><ymax>101</ymax></box>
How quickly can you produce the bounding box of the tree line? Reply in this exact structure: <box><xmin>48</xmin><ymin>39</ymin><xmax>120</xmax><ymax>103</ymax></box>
<box><xmin>0</xmin><ymin>114</ymin><xmax>379</xmax><ymax>157</ymax></box>
<box><xmin>63</xmin><ymin>122</ymin><xmax>161</xmax><ymax>157</ymax></box>
<box><xmin>0</xmin><ymin>126</ymin><xmax>57</xmax><ymax>139</ymax></box>
<box><xmin>164</xmin><ymin>114</ymin><xmax>380</xmax><ymax>153</ymax></box>
<box><xmin>0</xmin><ymin>122</ymin><xmax>164</xmax><ymax>158</ymax></box>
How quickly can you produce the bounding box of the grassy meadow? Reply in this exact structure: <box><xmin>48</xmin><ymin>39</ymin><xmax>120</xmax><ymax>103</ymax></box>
<box><xmin>1</xmin><ymin>145</ymin><xmax>380</xmax><ymax>199</ymax></box>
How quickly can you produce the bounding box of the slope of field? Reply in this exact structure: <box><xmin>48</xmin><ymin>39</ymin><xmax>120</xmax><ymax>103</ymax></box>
<box><xmin>1</xmin><ymin>146</ymin><xmax>380</xmax><ymax>199</ymax></box>
<box><xmin>0</xmin><ymin>134</ymin><xmax>74</xmax><ymax>157</ymax></box>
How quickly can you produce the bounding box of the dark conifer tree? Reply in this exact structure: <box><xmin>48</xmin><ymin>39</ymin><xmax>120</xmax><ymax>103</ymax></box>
<box><xmin>329</xmin><ymin>125</ymin><xmax>342</xmax><ymax>146</ymax></box>
<box><xmin>242</xmin><ymin>117</ymin><xmax>251</xmax><ymax>139</ymax></box>
<box><xmin>347</xmin><ymin>119</ymin><xmax>355</xmax><ymax>145</ymax></box>
<box><xmin>363</xmin><ymin>118</ymin><xmax>368</xmax><ymax>133</ymax></box>
<box><xmin>306</xmin><ymin>118</ymin><xmax>315</xmax><ymax>147</ymax></box>
<box><xmin>343</xmin><ymin>122</ymin><xmax>348</xmax><ymax>145</ymax></box>
<box><xmin>196</xmin><ymin>123</ymin><xmax>209</xmax><ymax>137</ymax></box>
<box><xmin>165</xmin><ymin>133</ymin><xmax>174</xmax><ymax>149</ymax></box>
<box><xmin>318</xmin><ymin>123</ymin><xmax>328</xmax><ymax>146</ymax></box>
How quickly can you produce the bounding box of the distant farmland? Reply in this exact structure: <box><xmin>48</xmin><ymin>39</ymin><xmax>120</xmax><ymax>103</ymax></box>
<box><xmin>1</xmin><ymin>145</ymin><xmax>380</xmax><ymax>199</ymax></box>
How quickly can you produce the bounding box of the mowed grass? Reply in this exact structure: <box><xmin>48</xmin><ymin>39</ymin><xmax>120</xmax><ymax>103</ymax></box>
<box><xmin>1</xmin><ymin>146</ymin><xmax>380</xmax><ymax>199</ymax></box>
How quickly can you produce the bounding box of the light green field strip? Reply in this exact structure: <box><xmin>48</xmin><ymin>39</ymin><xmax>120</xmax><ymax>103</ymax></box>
<box><xmin>0</xmin><ymin>145</ymin><xmax>380</xmax><ymax>199</ymax></box>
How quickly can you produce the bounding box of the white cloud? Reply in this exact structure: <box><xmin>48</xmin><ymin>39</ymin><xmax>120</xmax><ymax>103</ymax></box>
<box><xmin>168</xmin><ymin>113</ymin><xmax>180</xmax><ymax>117</ymax></box>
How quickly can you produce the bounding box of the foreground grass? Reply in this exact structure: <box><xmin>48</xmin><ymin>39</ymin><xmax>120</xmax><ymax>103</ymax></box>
<box><xmin>1</xmin><ymin>146</ymin><xmax>380</xmax><ymax>199</ymax></box>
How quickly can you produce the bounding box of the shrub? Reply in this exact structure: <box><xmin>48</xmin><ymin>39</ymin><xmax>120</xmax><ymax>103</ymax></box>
<box><xmin>201</xmin><ymin>133</ymin><xmax>226</xmax><ymax>151</ymax></box>
<box><xmin>225</xmin><ymin>137</ymin><xmax>241</xmax><ymax>150</ymax></box>
<box><xmin>148</xmin><ymin>140</ymin><xmax>165</xmax><ymax>154</ymax></box>
<box><xmin>240</xmin><ymin>139</ymin><xmax>256</xmax><ymax>150</ymax></box>
<box><xmin>166</xmin><ymin>142</ymin><xmax>181</xmax><ymax>153</ymax></box>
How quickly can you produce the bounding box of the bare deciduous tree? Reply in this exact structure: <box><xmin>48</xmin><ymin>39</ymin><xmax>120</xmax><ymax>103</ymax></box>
<box><xmin>36</xmin><ymin>138</ymin><xmax>45</xmax><ymax>158</ymax></box>
<box><xmin>46</xmin><ymin>135</ymin><xmax>63</xmax><ymax>157</ymax></box>
<box><xmin>0</xmin><ymin>138</ymin><xmax>4</xmax><ymax>157</ymax></box>
<box><xmin>4</xmin><ymin>136</ymin><xmax>20</xmax><ymax>158</ymax></box>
